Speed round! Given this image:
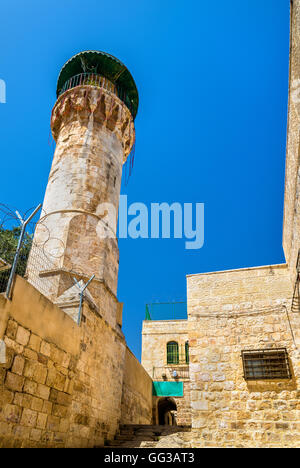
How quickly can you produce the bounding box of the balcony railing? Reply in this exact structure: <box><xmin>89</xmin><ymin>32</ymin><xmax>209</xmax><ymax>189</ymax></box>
<box><xmin>58</xmin><ymin>72</ymin><xmax>134</xmax><ymax>115</ymax></box>
<box><xmin>153</xmin><ymin>366</ymin><xmax>189</xmax><ymax>381</ymax></box>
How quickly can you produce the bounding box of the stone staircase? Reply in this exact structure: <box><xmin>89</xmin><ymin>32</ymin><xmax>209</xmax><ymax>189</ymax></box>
<box><xmin>105</xmin><ymin>425</ymin><xmax>190</xmax><ymax>448</ymax></box>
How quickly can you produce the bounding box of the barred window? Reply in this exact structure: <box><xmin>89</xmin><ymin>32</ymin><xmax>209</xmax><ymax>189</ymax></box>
<box><xmin>167</xmin><ymin>341</ymin><xmax>179</xmax><ymax>365</ymax></box>
<box><xmin>242</xmin><ymin>348</ymin><xmax>292</xmax><ymax>381</ymax></box>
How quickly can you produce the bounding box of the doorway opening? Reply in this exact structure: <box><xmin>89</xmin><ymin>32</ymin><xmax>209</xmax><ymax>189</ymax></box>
<box><xmin>157</xmin><ymin>397</ymin><xmax>177</xmax><ymax>425</ymax></box>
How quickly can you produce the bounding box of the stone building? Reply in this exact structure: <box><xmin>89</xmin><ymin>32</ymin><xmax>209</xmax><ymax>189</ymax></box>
<box><xmin>142</xmin><ymin>316</ymin><xmax>191</xmax><ymax>426</ymax></box>
<box><xmin>140</xmin><ymin>0</ymin><xmax>300</xmax><ymax>447</ymax></box>
<box><xmin>1</xmin><ymin>0</ymin><xmax>300</xmax><ymax>449</ymax></box>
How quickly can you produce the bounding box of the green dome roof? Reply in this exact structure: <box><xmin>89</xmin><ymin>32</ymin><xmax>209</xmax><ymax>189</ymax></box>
<box><xmin>56</xmin><ymin>50</ymin><xmax>139</xmax><ymax>119</ymax></box>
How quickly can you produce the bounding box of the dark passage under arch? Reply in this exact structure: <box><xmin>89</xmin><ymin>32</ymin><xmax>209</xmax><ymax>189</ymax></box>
<box><xmin>157</xmin><ymin>398</ymin><xmax>177</xmax><ymax>425</ymax></box>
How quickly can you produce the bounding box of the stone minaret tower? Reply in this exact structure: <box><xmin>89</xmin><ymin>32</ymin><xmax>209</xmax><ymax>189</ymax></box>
<box><xmin>27</xmin><ymin>51</ymin><xmax>138</xmax><ymax>323</ymax></box>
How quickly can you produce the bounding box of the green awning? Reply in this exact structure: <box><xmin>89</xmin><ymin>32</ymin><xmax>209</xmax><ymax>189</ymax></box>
<box><xmin>152</xmin><ymin>381</ymin><xmax>183</xmax><ymax>397</ymax></box>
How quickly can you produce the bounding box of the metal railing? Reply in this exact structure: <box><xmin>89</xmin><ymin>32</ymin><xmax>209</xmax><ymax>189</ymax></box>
<box><xmin>58</xmin><ymin>72</ymin><xmax>134</xmax><ymax>115</ymax></box>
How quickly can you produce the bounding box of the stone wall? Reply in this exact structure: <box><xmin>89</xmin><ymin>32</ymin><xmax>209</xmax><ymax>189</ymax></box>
<box><xmin>0</xmin><ymin>276</ymin><xmax>151</xmax><ymax>447</ymax></box>
<box><xmin>187</xmin><ymin>264</ymin><xmax>300</xmax><ymax>447</ymax></box>
<box><xmin>283</xmin><ymin>0</ymin><xmax>300</xmax><ymax>277</ymax></box>
<box><xmin>142</xmin><ymin>320</ymin><xmax>191</xmax><ymax>426</ymax></box>
<box><xmin>120</xmin><ymin>347</ymin><xmax>152</xmax><ymax>425</ymax></box>
<box><xmin>182</xmin><ymin>0</ymin><xmax>300</xmax><ymax>448</ymax></box>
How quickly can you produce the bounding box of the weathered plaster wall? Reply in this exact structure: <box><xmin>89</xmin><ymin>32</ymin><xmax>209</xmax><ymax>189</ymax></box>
<box><xmin>120</xmin><ymin>347</ymin><xmax>152</xmax><ymax>425</ymax></box>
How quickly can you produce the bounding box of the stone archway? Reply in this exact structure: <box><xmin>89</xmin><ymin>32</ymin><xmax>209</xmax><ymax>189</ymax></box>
<box><xmin>157</xmin><ymin>398</ymin><xmax>177</xmax><ymax>426</ymax></box>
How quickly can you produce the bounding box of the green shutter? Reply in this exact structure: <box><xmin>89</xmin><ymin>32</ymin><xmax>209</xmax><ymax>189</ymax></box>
<box><xmin>185</xmin><ymin>341</ymin><xmax>189</xmax><ymax>364</ymax></box>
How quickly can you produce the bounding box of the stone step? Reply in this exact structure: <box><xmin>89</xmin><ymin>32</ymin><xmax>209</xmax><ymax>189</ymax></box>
<box><xmin>125</xmin><ymin>442</ymin><xmax>157</xmax><ymax>448</ymax></box>
<box><xmin>115</xmin><ymin>444</ymin><xmax>138</xmax><ymax>448</ymax></box>
<box><xmin>120</xmin><ymin>425</ymin><xmax>190</xmax><ymax>433</ymax></box>
<box><xmin>106</xmin><ymin>440</ymin><xmax>127</xmax><ymax>447</ymax></box>
<box><xmin>120</xmin><ymin>425</ymin><xmax>166</xmax><ymax>431</ymax></box>
<box><xmin>114</xmin><ymin>433</ymin><xmax>158</xmax><ymax>440</ymax></box>
<box><xmin>104</xmin><ymin>424</ymin><xmax>191</xmax><ymax>448</ymax></box>
<box><xmin>134</xmin><ymin>430</ymin><xmax>157</xmax><ymax>436</ymax></box>
<box><xmin>130</xmin><ymin>436</ymin><xmax>157</xmax><ymax>441</ymax></box>
<box><xmin>120</xmin><ymin>430</ymin><xmax>158</xmax><ymax>437</ymax></box>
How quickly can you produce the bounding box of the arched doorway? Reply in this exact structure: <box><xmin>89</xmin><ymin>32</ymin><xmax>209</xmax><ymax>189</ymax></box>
<box><xmin>157</xmin><ymin>398</ymin><xmax>177</xmax><ymax>426</ymax></box>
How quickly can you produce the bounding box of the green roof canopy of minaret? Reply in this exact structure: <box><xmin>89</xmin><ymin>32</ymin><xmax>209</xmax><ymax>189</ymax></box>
<box><xmin>56</xmin><ymin>50</ymin><xmax>139</xmax><ymax>119</ymax></box>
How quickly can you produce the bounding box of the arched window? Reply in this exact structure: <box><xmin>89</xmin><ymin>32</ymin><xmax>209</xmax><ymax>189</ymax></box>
<box><xmin>167</xmin><ymin>341</ymin><xmax>179</xmax><ymax>364</ymax></box>
<box><xmin>185</xmin><ymin>341</ymin><xmax>189</xmax><ymax>364</ymax></box>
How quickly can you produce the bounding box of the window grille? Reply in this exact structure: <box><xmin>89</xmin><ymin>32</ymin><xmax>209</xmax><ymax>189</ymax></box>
<box><xmin>241</xmin><ymin>348</ymin><xmax>292</xmax><ymax>381</ymax></box>
<box><xmin>166</xmin><ymin>342</ymin><xmax>189</xmax><ymax>365</ymax></box>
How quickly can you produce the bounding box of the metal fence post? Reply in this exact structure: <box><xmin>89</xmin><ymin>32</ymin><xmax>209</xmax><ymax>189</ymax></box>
<box><xmin>5</xmin><ymin>204</ymin><xmax>42</xmax><ymax>299</ymax></box>
<box><xmin>73</xmin><ymin>274</ymin><xmax>95</xmax><ymax>326</ymax></box>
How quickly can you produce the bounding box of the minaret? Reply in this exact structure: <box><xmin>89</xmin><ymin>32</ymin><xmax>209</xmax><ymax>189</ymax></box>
<box><xmin>27</xmin><ymin>51</ymin><xmax>137</xmax><ymax>323</ymax></box>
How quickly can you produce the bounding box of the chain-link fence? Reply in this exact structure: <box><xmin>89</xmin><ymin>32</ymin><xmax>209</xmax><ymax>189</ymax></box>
<box><xmin>0</xmin><ymin>235</ymin><xmax>83</xmax><ymax>303</ymax></box>
<box><xmin>25</xmin><ymin>241</ymin><xmax>61</xmax><ymax>299</ymax></box>
<box><xmin>145</xmin><ymin>302</ymin><xmax>187</xmax><ymax>321</ymax></box>
<box><xmin>0</xmin><ymin>258</ymin><xmax>11</xmax><ymax>293</ymax></box>
<box><xmin>0</xmin><ymin>204</ymin><xmax>42</xmax><ymax>296</ymax></box>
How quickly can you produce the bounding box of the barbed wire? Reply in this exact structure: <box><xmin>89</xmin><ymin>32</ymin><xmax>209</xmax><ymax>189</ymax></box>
<box><xmin>0</xmin><ymin>202</ymin><xmax>97</xmax><ymax>314</ymax></box>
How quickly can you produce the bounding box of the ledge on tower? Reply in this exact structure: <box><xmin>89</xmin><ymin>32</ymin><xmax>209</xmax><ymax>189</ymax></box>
<box><xmin>56</xmin><ymin>50</ymin><xmax>139</xmax><ymax>119</ymax></box>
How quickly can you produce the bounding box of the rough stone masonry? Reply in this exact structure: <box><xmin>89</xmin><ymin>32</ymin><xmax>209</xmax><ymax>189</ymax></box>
<box><xmin>2</xmin><ymin>1</ymin><xmax>300</xmax><ymax>448</ymax></box>
<box><xmin>140</xmin><ymin>0</ymin><xmax>300</xmax><ymax>448</ymax></box>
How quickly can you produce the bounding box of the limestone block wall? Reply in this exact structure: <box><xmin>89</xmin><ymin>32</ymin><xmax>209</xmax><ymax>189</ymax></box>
<box><xmin>142</xmin><ymin>320</ymin><xmax>191</xmax><ymax>426</ymax></box>
<box><xmin>120</xmin><ymin>347</ymin><xmax>152</xmax><ymax>425</ymax></box>
<box><xmin>0</xmin><ymin>276</ymin><xmax>151</xmax><ymax>447</ymax></box>
<box><xmin>187</xmin><ymin>264</ymin><xmax>300</xmax><ymax>447</ymax></box>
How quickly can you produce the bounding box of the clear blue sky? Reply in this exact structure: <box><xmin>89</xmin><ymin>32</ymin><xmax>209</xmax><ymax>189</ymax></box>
<box><xmin>0</xmin><ymin>1</ymin><xmax>290</xmax><ymax>359</ymax></box>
